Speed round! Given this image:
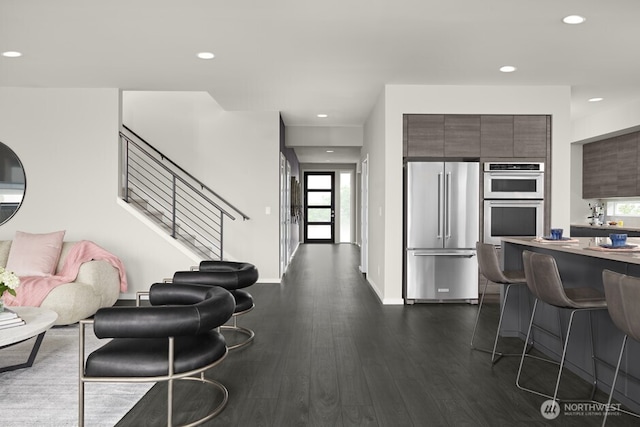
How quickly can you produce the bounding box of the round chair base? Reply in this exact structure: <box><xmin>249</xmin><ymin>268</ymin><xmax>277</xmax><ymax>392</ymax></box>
<box><xmin>177</xmin><ymin>376</ymin><xmax>229</xmax><ymax>426</ymax></box>
<box><xmin>220</xmin><ymin>303</ymin><xmax>255</xmax><ymax>351</ymax></box>
<box><xmin>220</xmin><ymin>324</ymin><xmax>255</xmax><ymax>350</ymax></box>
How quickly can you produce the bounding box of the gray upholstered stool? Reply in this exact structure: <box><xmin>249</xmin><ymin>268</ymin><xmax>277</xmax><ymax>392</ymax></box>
<box><xmin>516</xmin><ymin>250</ymin><xmax>607</xmax><ymax>404</ymax></box>
<box><xmin>471</xmin><ymin>242</ymin><xmax>528</xmax><ymax>364</ymax></box>
<box><xmin>601</xmin><ymin>270</ymin><xmax>640</xmax><ymax>425</ymax></box>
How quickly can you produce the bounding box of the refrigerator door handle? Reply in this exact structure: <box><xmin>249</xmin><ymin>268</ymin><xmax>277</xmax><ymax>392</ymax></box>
<box><xmin>437</xmin><ymin>172</ymin><xmax>443</xmax><ymax>239</ymax></box>
<box><xmin>445</xmin><ymin>171</ymin><xmax>451</xmax><ymax>239</ymax></box>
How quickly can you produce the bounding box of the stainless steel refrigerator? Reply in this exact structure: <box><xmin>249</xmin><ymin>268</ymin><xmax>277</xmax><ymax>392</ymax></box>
<box><xmin>405</xmin><ymin>161</ymin><xmax>479</xmax><ymax>302</ymax></box>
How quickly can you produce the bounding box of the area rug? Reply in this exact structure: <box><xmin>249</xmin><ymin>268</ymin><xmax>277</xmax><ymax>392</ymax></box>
<box><xmin>1</xmin><ymin>324</ymin><xmax>152</xmax><ymax>426</ymax></box>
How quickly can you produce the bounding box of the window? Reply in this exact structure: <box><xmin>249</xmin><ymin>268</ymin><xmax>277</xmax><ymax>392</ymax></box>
<box><xmin>606</xmin><ymin>200</ymin><xmax>640</xmax><ymax>217</ymax></box>
<box><xmin>339</xmin><ymin>172</ymin><xmax>351</xmax><ymax>243</ymax></box>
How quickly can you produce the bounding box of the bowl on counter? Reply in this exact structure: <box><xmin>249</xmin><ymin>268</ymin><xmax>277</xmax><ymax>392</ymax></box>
<box><xmin>550</xmin><ymin>228</ymin><xmax>564</xmax><ymax>240</ymax></box>
<box><xmin>609</xmin><ymin>233</ymin><xmax>628</xmax><ymax>247</ymax></box>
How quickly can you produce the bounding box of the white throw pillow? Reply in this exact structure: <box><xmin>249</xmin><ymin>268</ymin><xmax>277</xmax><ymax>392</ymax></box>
<box><xmin>5</xmin><ymin>230</ymin><xmax>66</xmax><ymax>277</ymax></box>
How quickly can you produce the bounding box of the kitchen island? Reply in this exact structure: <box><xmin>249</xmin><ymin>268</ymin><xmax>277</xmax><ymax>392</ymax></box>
<box><xmin>501</xmin><ymin>237</ymin><xmax>640</xmax><ymax>412</ymax></box>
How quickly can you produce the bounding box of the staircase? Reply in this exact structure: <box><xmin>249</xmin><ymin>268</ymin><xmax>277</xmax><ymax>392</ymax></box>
<box><xmin>120</xmin><ymin>125</ymin><xmax>249</xmax><ymax>259</ymax></box>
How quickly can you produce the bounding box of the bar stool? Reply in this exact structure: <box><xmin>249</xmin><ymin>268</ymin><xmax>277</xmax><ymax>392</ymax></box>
<box><xmin>471</xmin><ymin>242</ymin><xmax>528</xmax><ymax>364</ymax></box>
<box><xmin>601</xmin><ymin>270</ymin><xmax>640</xmax><ymax>425</ymax></box>
<box><xmin>516</xmin><ymin>250</ymin><xmax>608</xmax><ymax>403</ymax></box>
<box><xmin>171</xmin><ymin>260</ymin><xmax>258</xmax><ymax>350</ymax></box>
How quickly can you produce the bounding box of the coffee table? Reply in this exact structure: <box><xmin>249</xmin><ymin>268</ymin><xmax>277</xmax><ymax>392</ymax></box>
<box><xmin>0</xmin><ymin>306</ymin><xmax>58</xmax><ymax>373</ymax></box>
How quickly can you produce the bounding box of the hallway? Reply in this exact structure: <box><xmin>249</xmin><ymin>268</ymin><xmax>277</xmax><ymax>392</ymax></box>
<box><xmin>118</xmin><ymin>244</ymin><xmax>637</xmax><ymax>426</ymax></box>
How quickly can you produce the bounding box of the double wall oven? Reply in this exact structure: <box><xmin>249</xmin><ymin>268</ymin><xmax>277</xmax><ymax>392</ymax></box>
<box><xmin>483</xmin><ymin>162</ymin><xmax>544</xmax><ymax>246</ymax></box>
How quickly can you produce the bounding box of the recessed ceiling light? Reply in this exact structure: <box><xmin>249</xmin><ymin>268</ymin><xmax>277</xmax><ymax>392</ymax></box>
<box><xmin>317</xmin><ymin>114</ymin><xmax>328</xmax><ymax>118</ymax></box>
<box><xmin>326</xmin><ymin>150</ymin><xmax>334</xmax><ymax>153</ymax></box>
<box><xmin>588</xmin><ymin>97</ymin><xmax>604</xmax><ymax>102</ymax></box>
<box><xmin>563</xmin><ymin>15</ymin><xmax>586</xmax><ymax>25</ymax></box>
<box><xmin>499</xmin><ymin>65</ymin><xmax>517</xmax><ymax>73</ymax></box>
<box><xmin>2</xmin><ymin>51</ymin><xmax>22</xmax><ymax>58</ymax></box>
<box><xmin>196</xmin><ymin>52</ymin><xmax>215</xmax><ymax>60</ymax></box>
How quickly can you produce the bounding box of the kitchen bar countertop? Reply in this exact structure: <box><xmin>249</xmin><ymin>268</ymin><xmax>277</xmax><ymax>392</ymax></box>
<box><xmin>501</xmin><ymin>237</ymin><xmax>640</xmax><ymax>412</ymax></box>
<box><xmin>502</xmin><ymin>236</ymin><xmax>640</xmax><ymax>265</ymax></box>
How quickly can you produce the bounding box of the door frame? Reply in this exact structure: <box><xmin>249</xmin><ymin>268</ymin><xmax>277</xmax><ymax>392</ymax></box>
<box><xmin>360</xmin><ymin>156</ymin><xmax>368</xmax><ymax>273</ymax></box>
<box><xmin>303</xmin><ymin>171</ymin><xmax>335</xmax><ymax>243</ymax></box>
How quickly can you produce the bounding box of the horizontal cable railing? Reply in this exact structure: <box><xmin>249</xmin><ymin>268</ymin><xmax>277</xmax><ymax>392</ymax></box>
<box><xmin>120</xmin><ymin>126</ymin><xmax>249</xmax><ymax>259</ymax></box>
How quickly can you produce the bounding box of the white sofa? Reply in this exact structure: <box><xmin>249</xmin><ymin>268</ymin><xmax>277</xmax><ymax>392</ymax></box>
<box><xmin>0</xmin><ymin>240</ymin><xmax>121</xmax><ymax>325</ymax></box>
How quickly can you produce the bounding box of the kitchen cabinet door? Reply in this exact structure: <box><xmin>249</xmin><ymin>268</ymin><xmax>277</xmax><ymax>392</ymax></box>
<box><xmin>514</xmin><ymin>116</ymin><xmax>548</xmax><ymax>158</ymax></box>
<box><xmin>599</xmin><ymin>139</ymin><xmax>618</xmax><ymax>195</ymax></box>
<box><xmin>583</xmin><ymin>136</ymin><xmax>637</xmax><ymax>199</ymax></box>
<box><xmin>444</xmin><ymin>115</ymin><xmax>480</xmax><ymax>157</ymax></box>
<box><xmin>480</xmin><ymin>115</ymin><xmax>514</xmax><ymax>157</ymax></box>
<box><xmin>405</xmin><ymin>114</ymin><xmax>444</xmax><ymax>157</ymax></box>
<box><xmin>616</xmin><ymin>133</ymin><xmax>638</xmax><ymax>197</ymax></box>
<box><xmin>582</xmin><ymin>142</ymin><xmax>601</xmax><ymax>199</ymax></box>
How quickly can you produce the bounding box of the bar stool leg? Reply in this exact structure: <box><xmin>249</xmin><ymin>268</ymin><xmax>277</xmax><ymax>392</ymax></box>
<box><xmin>490</xmin><ymin>283</ymin><xmax>513</xmax><ymax>363</ymax></box>
<box><xmin>516</xmin><ymin>299</ymin><xmax>539</xmax><ymax>393</ymax></box>
<box><xmin>470</xmin><ymin>277</ymin><xmax>489</xmax><ymax>349</ymax></box>
<box><xmin>603</xmin><ymin>335</ymin><xmax>628</xmax><ymax>427</ymax></box>
<box><xmin>552</xmin><ymin>309</ymin><xmax>578</xmax><ymax>403</ymax></box>
<box><xmin>588</xmin><ymin>311</ymin><xmax>599</xmax><ymax>401</ymax></box>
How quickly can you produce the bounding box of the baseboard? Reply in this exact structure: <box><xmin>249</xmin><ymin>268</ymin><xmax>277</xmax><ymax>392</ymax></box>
<box><xmin>382</xmin><ymin>298</ymin><xmax>404</xmax><ymax>305</ymax></box>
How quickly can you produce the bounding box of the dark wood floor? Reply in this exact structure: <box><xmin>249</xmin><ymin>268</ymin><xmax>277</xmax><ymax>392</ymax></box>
<box><xmin>117</xmin><ymin>244</ymin><xmax>638</xmax><ymax>426</ymax></box>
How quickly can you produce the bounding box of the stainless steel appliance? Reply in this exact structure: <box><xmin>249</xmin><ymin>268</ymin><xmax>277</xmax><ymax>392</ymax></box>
<box><xmin>484</xmin><ymin>162</ymin><xmax>544</xmax><ymax>199</ymax></box>
<box><xmin>405</xmin><ymin>161</ymin><xmax>479</xmax><ymax>302</ymax></box>
<box><xmin>483</xmin><ymin>199</ymin><xmax>544</xmax><ymax>246</ymax></box>
<box><xmin>483</xmin><ymin>161</ymin><xmax>545</xmax><ymax>245</ymax></box>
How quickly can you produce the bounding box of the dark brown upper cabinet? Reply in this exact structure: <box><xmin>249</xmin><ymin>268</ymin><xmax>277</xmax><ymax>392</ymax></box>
<box><xmin>582</xmin><ymin>132</ymin><xmax>640</xmax><ymax>199</ymax></box>
<box><xmin>444</xmin><ymin>115</ymin><xmax>480</xmax><ymax>157</ymax></box>
<box><xmin>405</xmin><ymin>114</ymin><xmax>444</xmax><ymax>157</ymax></box>
<box><xmin>582</xmin><ymin>141</ymin><xmax>601</xmax><ymax>199</ymax></box>
<box><xmin>616</xmin><ymin>133</ymin><xmax>638</xmax><ymax>197</ymax></box>
<box><xmin>404</xmin><ymin>114</ymin><xmax>549</xmax><ymax>160</ymax></box>
<box><xmin>480</xmin><ymin>115</ymin><xmax>514</xmax><ymax>157</ymax></box>
<box><xmin>513</xmin><ymin>116</ymin><xmax>548</xmax><ymax>158</ymax></box>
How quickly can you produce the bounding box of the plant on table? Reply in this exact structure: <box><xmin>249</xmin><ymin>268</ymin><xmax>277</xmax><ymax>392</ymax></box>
<box><xmin>0</xmin><ymin>267</ymin><xmax>20</xmax><ymax>310</ymax></box>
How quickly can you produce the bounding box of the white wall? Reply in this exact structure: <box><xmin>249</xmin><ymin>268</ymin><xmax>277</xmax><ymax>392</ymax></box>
<box><xmin>362</xmin><ymin>89</ymin><xmax>391</xmax><ymax>302</ymax></box>
<box><xmin>286</xmin><ymin>126</ymin><xmax>363</xmax><ymax>147</ymax></box>
<box><xmin>363</xmin><ymin>84</ymin><xmax>571</xmax><ymax>303</ymax></box>
<box><xmin>572</xmin><ymin>99</ymin><xmax>640</xmax><ymax>144</ymax></box>
<box><xmin>123</xmin><ymin>91</ymin><xmax>282</xmax><ymax>281</ymax></box>
<box><xmin>0</xmin><ymin>87</ymin><xmax>196</xmax><ymax>298</ymax></box>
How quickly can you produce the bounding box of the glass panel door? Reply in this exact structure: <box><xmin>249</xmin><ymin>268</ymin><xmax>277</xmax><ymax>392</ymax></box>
<box><xmin>304</xmin><ymin>172</ymin><xmax>335</xmax><ymax>243</ymax></box>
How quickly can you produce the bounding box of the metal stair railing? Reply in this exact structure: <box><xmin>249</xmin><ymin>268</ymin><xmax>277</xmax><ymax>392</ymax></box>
<box><xmin>120</xmin><ymin>125</ymin><xmax>249</xmax><ymax>259</ymax></box>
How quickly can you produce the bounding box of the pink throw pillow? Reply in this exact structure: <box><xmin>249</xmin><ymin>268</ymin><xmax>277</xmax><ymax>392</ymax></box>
<box><xmin>5</xmin><ymin>230</ymin><xmax>66</xmax><ymax>277</ymax></box>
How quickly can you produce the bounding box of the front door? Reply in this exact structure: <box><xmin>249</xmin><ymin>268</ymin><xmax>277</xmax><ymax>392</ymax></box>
<box><xmin>304</xmin><ymin>172</ymin><xmax>335</xmax><ymax>243</ymax></box>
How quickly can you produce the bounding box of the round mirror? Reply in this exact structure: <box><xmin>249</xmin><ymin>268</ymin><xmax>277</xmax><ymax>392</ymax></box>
<box><xmin>0</xmin><ymin>142</ymin><xmax>26</xmax><ymax>225</ymax></box>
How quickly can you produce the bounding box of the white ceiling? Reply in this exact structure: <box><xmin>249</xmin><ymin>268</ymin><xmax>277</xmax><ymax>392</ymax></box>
<box><xmin>2</xmin><ymin>0</ymin><xmax>640</xmax><ymax>163</ymax></box>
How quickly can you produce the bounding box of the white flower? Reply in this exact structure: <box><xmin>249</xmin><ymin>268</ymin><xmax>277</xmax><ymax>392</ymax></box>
<box><xmin>0</xmin><ymin>269</ymin><xmax>20</xmax><ymax>290</ymax></box>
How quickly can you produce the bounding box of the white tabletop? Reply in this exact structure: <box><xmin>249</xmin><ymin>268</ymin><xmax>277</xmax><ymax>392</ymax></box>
<box><xmin>0</xmin><ymin>307</ymin><xmax>58</xmax><ymax>347</ymax></box>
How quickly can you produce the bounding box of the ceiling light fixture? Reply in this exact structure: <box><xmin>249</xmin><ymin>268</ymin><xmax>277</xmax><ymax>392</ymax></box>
<box><xmin>326</xmin><ymin>150</ymin><xmax>334</xmax><ymax>153</ymax></box>
<box><xmin>588</xmin><ymin>97</ymin><xmax>604</xmax><ymax>102</ymax></box>
<box><xmin>317</xmin><ymin>114</ymin><xmax>328</xmax><ymax>118</ymax></box>
<box><xmin>563</xmin><ymin>15</ymin><xmax>586</xmax><ymax>25</ymax></box>
<box><xmin>499</xmin><ymin>65</ymin><xmax>517</xmax><ymax>73</ymax></box>
<box><xmin>2</xmin><ymin>51</ymin><xmax>22</xmax><ymax>58</ymax></box>
<box><xmin>196</xmin><ymin>52</ymin><xmax>215</xmax><ymax>60</ymax></box>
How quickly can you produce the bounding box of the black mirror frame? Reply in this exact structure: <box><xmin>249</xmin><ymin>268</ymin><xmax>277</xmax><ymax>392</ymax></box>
<box><xmin>0</xmin><ymin>141</ymin><xmax>26</xmax><ymax>225</ymax></box>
